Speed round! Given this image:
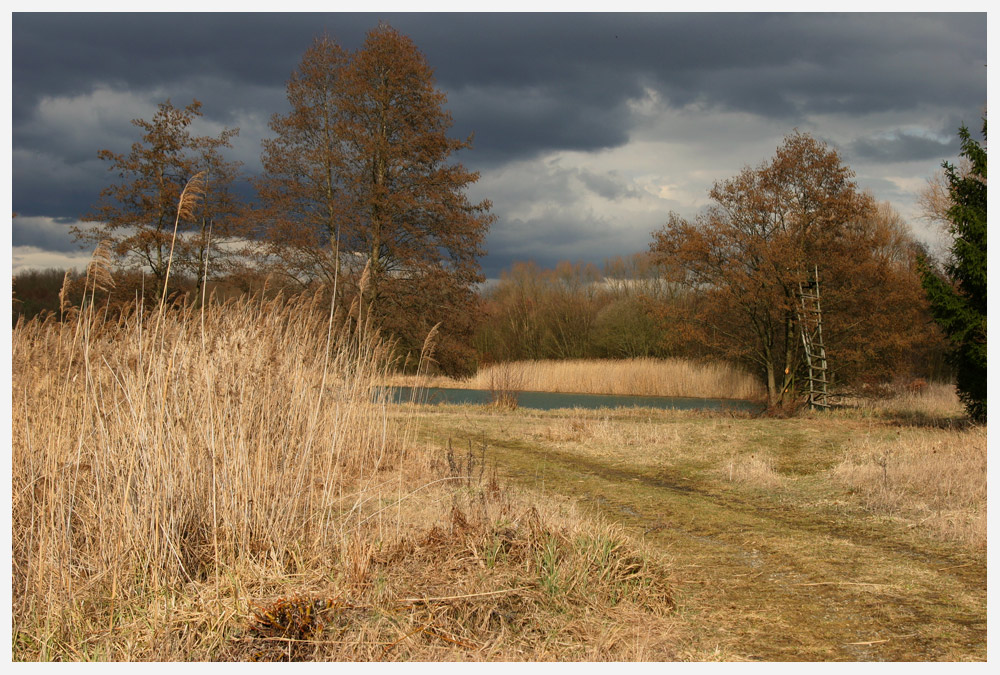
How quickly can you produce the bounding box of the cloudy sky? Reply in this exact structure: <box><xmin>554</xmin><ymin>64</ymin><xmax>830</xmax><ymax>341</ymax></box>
<box><xmin>10</xmin><ymin>10</ymin><xmax>988</xmax><ymax>278</ymax></box>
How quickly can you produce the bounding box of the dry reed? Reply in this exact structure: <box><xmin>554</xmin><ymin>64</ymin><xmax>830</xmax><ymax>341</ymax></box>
<box><xmin>11</xmin><ymin>288</ymin><xmax>677</xmax><ymax>660</ymax></box>
<box><xmin>11</xmin><ymin>288</ymin><xmax>408</xmax><ymax>659</ymax></box>
<box><xmin>394</xmin><ymin>357</ymin><xmax>765</xmax><ymax>401</ymax></box>
<box><xmin>841</xmin><ymin>381</ymin><xmax>964</xmax><ymax>421</ymax></box>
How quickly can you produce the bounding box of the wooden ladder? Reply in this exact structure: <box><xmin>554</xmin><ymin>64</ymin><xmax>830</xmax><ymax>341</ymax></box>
<box><xmin>797</xmin><ymin>265</ymin><xmax>830</xmax><ymax>409</ymax></box>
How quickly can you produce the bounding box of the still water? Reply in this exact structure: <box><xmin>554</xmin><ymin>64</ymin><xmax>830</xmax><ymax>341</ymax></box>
<box><xmin>382</xmin><ymin>386</ymin><xmax>763</xmax><ymax>413</ymax></box>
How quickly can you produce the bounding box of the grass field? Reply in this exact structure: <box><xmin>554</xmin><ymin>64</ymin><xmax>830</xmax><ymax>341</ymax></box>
<box><xmin>396</xmin><ymin>385</ymin><xmax>984</xmax><ymax>661</ymax></box>
<box><xmin>12</xmin><ymin>292</ymin><xmax>983</xmax><ymax>661</ymax></box>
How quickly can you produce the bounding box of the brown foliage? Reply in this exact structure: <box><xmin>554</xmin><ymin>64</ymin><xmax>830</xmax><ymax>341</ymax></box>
<box><xmin>650</xmin><ymin>131</ymin><xmax>944</xmax><ymax>405</ymax></box>
<box><xmin>255</xmin><ymin>27</ymin><xmax>493</xmax><ymax>375</ymax></box>
<box><xmin>76</xmin><ymin>99</ymin><xmax>244</xmax><ymax>289</ymax></box>
<box><xmin>254</xmin><ymin>35</ymin><xmax>351</xmax><ymax>285</ymax></box>
<box><xmin>475</xmin><ymin>258</ymin><xmax>672</xmax><ymax>363</ymax></box>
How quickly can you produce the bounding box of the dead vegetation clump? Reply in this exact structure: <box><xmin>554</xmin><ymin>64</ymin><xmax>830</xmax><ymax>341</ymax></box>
<box><xmin>835</xmin><ymin>381</ymin><xmax>965</xmax><ymax>426</ymax></box>
<box><xmin>486</xmin><ymin>360</ymin><xmax>524</xmax><ymax>410</ymax></box>
<box><xmin>225</xmin><ymin>472</ymin><xmax>676</xmax><ymax>661</ymax></box>
<box><xmin>723</xmin><ymin>453</ymin><xmax>784</xmax><ymax>489</ymax></box>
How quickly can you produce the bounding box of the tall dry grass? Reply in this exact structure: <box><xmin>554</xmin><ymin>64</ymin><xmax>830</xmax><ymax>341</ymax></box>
<box><xmin>12</xmin><ymin>286</ymin><xmax>677</xmax><ymax>660</ymax></box>
<box><xmin>850</xmin><ymin>381</ymin><xmax>964</xmax><ymax>421</ymax></box>
<box><xmin>832</xmin><ymin>425</ymin><xmax>986</xmax><ymax>548</ymax></box>
<box><xmin>397</xmin><ymin>357</ymin><xmax>765</xmax><ymax>401</ymax></box>
<box><xmin>11</xmin><ymin>286</ymin><xmax>413</xmax><ymax>658</ymax></box>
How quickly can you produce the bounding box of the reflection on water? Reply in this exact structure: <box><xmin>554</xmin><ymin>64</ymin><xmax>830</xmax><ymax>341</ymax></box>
<box><xmin>380</xmin><ymin>386</ymin><xmax>763</xmax><ymax>413</ymax></box>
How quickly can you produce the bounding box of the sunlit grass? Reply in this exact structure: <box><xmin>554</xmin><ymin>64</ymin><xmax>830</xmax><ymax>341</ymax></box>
<box><xmin>11</xmin><ymin>291</ymin><xmax>677</xmax><ymax>661</ymax></box>
<box><xmin>389</xmin><ymin>357</ymin><xmax>766</xmax><ymax>401</ymax></box>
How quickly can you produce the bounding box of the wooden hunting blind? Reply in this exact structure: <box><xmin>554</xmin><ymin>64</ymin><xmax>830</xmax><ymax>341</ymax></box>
<box><xmin>796</xmin><ymin>265</ymin><xmax>829</xmax><ymax>410</ymax></box>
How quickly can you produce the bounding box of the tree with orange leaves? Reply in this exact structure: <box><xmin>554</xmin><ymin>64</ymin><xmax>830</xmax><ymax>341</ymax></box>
<box><xmin>650</xmin><ymin>132</ymin><xmax>938</xmax><ymax>407</ymax></box>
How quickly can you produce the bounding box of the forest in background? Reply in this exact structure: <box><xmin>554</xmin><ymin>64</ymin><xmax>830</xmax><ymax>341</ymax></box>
<box><xmin>10</xmin><ymin>242</ymin><xmax>952</xmax><ymax>395</ymax></box>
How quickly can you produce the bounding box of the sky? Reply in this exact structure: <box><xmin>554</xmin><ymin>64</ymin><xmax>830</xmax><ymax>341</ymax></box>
<box><xmin>9</xmin><ymin>9</ymin><xmax>989</xmax><ymax>280</ymax></box>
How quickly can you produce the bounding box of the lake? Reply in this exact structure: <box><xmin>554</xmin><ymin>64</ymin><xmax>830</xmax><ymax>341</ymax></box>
<box><xmin>381</xmin><ymin>386</ymin><xmax>764</xmax><ymax>413</ymax></box>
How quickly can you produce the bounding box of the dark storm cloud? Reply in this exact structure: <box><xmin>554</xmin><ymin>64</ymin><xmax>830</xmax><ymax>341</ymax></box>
<box><xmin>13</xmin><ymin>217</ymin><xmax>84</xmax><ymax>253</ymax></box>
<box><xmin>12</xmin><ymin>14</ymin><xmax>325</xmax><ymax>122</ymax></box>
<box><xmin>15</xmin><ymin>13</ymin><xmax>986</xmax><ymax>158</ymax></box>
<box><xmin>11</xmin><ymin>12</ymin><xmax>987</xmax><ymax>267</ymax></box>
<box><xmin>482</xmin><ymin>209</ymin><xmax>655</xmax><ymax>279</ymax></box>
<box><xmin>849</xmin><ymin>130</ymin><xmax>959</xmax><ymax>164</ymax></box>
<box><xmin>446</xmin><ymin>84</ymin><xmax>634</xmax><ymax>166</ymax></box>
<box><xmin>12</xmin><ymin>149</ymin><xmax>107</xmax><ymax>223</ymax></box>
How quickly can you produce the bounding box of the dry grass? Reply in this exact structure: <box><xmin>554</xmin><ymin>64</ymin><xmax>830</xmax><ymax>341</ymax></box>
<box><xmin>832</xmin><ymin>425</ymin><xmax>986</xmax><ymax>548</ymax></box>
<box><xmin>391</xmin><ymin>357</ymin><xmax>765</xmax><ymax>401</ymax></box>
<box><xmin>11</xmin><ymin>288</ymin><xmax>676</xmax><ymax>661</ymax></box>
<box><xmin>839</xmin><ymin>381</ymin><xmax>964</xmax><ymax>422</ymax></box>
<box><xmin>723</xmin><ymin>453</ymin><xmax>784</xmax><ymax>489</ymax></box>
<box><xmin>12</xmin><ymin>289</ymin><xmax>402</xmax><ymax>658</ymax></box>
<box><xmin>404</xmin><ymin>403</ymin><xmax>986</xmax><ymax>660</ymax></box>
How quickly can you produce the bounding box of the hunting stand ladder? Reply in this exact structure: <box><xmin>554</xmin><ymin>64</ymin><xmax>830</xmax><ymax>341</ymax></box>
<box><xmin>796</xmin><ymin>265</ymin><xmax>830</xmax><ymax>409</ymax></box>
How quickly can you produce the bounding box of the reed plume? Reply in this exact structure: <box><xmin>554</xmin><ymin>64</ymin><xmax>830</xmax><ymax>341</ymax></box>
<box><xmin>58</xmin><ymin>269</ymin><xmax>75</xmax><ymax>321</ymax></box>
<box><xmin>85</xmin><ymin>239</ymin><xmax>116</xmax><ymax>294</ymax></box>
<box><xmin>159</xmin><ymin>171</ymin><xmax>207</xmax><ymax>312</ymax></box>
<box><xmin>177</xmin><ymin>171</ymin><xmax>207</xmax><ymax>222</ymax></box>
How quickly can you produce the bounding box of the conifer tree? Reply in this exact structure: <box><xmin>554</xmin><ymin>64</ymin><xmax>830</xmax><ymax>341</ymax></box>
<box><xmin>919</xmin><ymin>121</ymin><xmax>987</xmax><ymax>423</ymax></box>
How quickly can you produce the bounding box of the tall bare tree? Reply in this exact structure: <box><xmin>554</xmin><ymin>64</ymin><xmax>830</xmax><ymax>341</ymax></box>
<box><xmin>256</xmin><ymin>26</ymin><xmax>494</xmax><ymax>373</ymax></box>
<box><xmin>255</xmin><ymin>35</ymin><xmax>351</xmax><ymax>286</ymax></box>
<box><xmin>76</xmin><ymin>100</ymin><xmax>242</xmax><ymax>288</ymax></box>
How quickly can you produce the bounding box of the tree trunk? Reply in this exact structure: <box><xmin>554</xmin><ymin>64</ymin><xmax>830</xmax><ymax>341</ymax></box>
<box><xmin>763</xmin><ymin>342</ymin><xmax>779</xmax><ymax>406</ymax></box>
<box><xmin>781</xmin><ymin>313</ymin><xmax>796</xmax><ymax>405</ymax></box>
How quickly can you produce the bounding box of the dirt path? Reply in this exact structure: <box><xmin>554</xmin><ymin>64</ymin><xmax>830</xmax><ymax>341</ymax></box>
<box><xmin>418</xmin><ymin>411</ymin><xmax>987</xmax><ymax>661</ymax></box>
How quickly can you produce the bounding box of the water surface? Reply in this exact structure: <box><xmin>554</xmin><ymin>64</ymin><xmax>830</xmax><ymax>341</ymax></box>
<box><xmin>382</xmin><ymin>386</ymin><xmax>763</xmax><ymax>413</ymax></box>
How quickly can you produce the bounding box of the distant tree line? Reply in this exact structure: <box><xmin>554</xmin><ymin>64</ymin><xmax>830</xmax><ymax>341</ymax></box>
<box><xmin>474</xmin><ymin>254</ymin><xmax>674</xmax><ymax>363</ymax></box>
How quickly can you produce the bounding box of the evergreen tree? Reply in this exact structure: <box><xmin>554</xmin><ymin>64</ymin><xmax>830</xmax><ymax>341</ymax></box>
<box><xmin>919</xmin><ymin>121</ymin><xmax>987</xmax><ymax>423</ymax></box>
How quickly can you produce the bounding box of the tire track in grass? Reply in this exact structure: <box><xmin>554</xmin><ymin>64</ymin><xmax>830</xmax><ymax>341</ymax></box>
<box><xmin>472</xmin><ymin>432</ymin><xmax>986</xmax><ymax>661</ymax></box>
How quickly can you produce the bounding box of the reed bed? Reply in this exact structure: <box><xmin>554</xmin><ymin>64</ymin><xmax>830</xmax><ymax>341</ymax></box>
<box><xmin>852</xmin><ymin>381</ymin><xmax>964</xmax><ymax>421</ymax></box>
<box><xmin>11</xmin><ymin>290</ymin><xmax>677</xmax><ymax>660</ymax></box>
<box><xmin>395</xmin><ymin>357</ymin><xmax>766</xmax><ymax>401</ymax></box>
<box><xmin>11</xmin><ymin>290</ymin><xmax>403</xmax><ymax>655</ymax></box>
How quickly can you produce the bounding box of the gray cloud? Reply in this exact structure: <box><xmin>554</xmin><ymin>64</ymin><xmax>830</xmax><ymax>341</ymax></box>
<box><xmin>573</xmin><ymin>169</ymin><xmax>642</xmax><ymax>202</ymax></box>
<box><xmin>11</xmin><ymin>12</ymin><xmax>987</xmax><ymax>272</ymax></box>
<box><xmin>849</xmin><ymin>130</ymin><xmax>959</xmax><ymax>163</ymax></box>
<box><xmin>485</xmin><ymin>209</ymin><xmax>659</xmax><ymax>279</ymax></box>
<box><xmin>12</xmin><ymin>217</ymin><xmax>85</xmax><ymax>253</ymax></box>
<box><xmin>15</xmin><ymin>13</ymin><xmax>986</xmax><ymax>164</ymax></box>
<box><xmin>12</xmin><ymin>148</ymin><xmax>108</xmax><ymax>222</ymax></box>
<box><xmin>446</xmin><ymin>84</ymin><xmax>635</xmax><ymax>166</ymax></box>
